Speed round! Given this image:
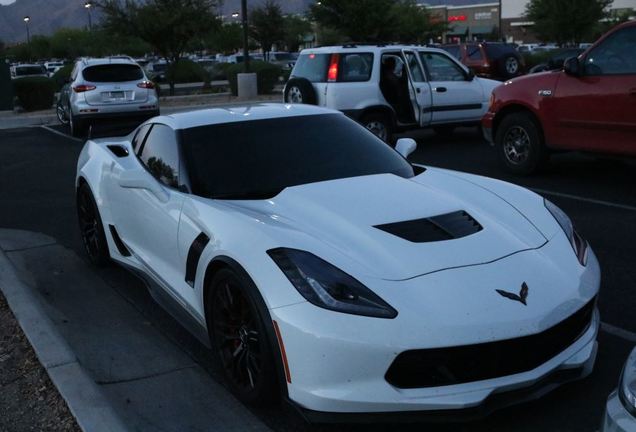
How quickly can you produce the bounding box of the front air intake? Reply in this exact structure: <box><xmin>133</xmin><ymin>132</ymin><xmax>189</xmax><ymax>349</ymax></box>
<box><xmin>375</xmin><ymin>211</ymin><xmax>482</xmax><ymax>243</ymax></box>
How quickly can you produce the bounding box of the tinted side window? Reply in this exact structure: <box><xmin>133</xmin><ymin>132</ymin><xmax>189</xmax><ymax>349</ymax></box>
<box><xmin>340</xmin><ymin>53</ymin><xmax>373</xmax><ymax>82</ymax></box>
<box><xmin>139</xmin><ymin>124</ymin><xmax>179</xmax><ymax>188</ymax></box>
<box><xmin>585</xmin><ymin>27</ymin><xmax>636</xmax><ymax>75</ymax></box>
<box><xmin>132</xmin><ymin>124</ymin><xmax>153</xmax><ymax>154</ymax></box>
<box><xmin>404</xmin><ymin>52</ymin><xmax>425</xmax><ymax>82</ymax></box>
<box><xmin>420</xmin><ymin>52</ymin><xmax>466</xmax><ymax>81</ymax></box>
<box><xmin>466</xmin><ymin>45</ymin><xmax>483</xmax><ymax>60</ymax></box>
<box><xmin>292</xmin><ymin>53</ymin><xmax>330</xmax><ymax>82</ymax></box>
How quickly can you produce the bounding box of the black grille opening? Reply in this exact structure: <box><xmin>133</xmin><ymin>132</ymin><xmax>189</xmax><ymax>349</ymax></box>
<box><xmin>375</xmin><ymin>210</ymin><xmax>482</xmax><ymax>243</ymax></box>
<box><xmin>385</xmin><ymin>297</ymin><xmax>596</xmax><ymax>389</ymax></box>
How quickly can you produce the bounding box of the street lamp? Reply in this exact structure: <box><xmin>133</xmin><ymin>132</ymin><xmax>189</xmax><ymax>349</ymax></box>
<box><xmin>240</xmin><ymin>0</ymin><xmax>249</xmax><ymax>73</ymax></box>
<box><xmin>85</xmin><ymin>2</ymin><xmax>93</xmax><ymax>32</ymax></box>
<box><xmin>231</xmin><ymin>11</ymin><xmax>240</xmax><ymax>18</ymax></box>
<box><xmin>23</xmin><ymin>16</ymin><xmax>31</xmax><ymax>45</ymax></box>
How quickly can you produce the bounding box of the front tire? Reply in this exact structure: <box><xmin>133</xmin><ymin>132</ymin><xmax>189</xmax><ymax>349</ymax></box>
<box><xmin>208</xmin><ymin>268</ymin><xmax>278</xmax><ymax>405</ymax></box>
<box><xmin>495</xmin><ymin>112</ymin><xmax>547</xmax><ymax>175</ymax></box>
<box><xmin>77</xmin><ymin>183</ymin><xmax>110</xmax><ymax>266</ymax></box>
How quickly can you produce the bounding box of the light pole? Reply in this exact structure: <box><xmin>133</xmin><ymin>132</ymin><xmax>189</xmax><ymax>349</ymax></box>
<box><xmin>85</xmin><ymin>2</ymin><xmax>93</xmax><ymax>32</ymax></box>
<box><xmin>498</xmin><ymin>0</ymin><xmax>503</xmax><ymax>41</ymax></box>
<box><xmin>23</xmin><ymin>16</ymin><xmax>31</xmax><ymax>45</ymax></box>
<box><xmin>240</xmin><ymin>0</ymin><xmax>250</xmax><ymax>73</ymax></box>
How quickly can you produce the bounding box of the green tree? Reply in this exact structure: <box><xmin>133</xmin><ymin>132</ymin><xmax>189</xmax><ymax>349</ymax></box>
<box><xmin>389</xmin><ymin>0</ymin><xmax>448</xmax><ymax>44</ymax></box>
<box><xmin>249</xmin><ymin>0</ymin><xmax>286</xmax><ymax>58</ymax></box>
<box><xmin>206</xmin><ymin>22</ymin><xmax>243</xmax><ymax>54</ymax></box>
<box><xmin>310</xmin><ymin>0</ymin><xmax>397</xmax><ymax>42</ymax></box>
<box><xmin>98</xmin><ymin>0</ymin><xmax>220</xmax><ymax>95</ymax></box>
<box><xmin>282</xmin><ymin>15</ymin><xmax>312</xmax><ymax>52</ymax></box>
<box><xmin>526</xmin><ymin>0</ymin><xmax>612</xmax><ymax>46</ymax></box>
<box><xmin>594</xmin><ymin>8</ymin><xmax>635</xmax><ymax>40</ymax></box>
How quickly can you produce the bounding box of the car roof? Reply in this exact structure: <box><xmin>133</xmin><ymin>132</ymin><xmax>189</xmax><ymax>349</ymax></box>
<box><xmin>78</xmin><ymin>57</ymin><xmax>139</xmax><ymax>67</ymax></box>
<box><xmin>299</xmin><ymin>45</ymin><xmax>452</xmax><ymax>55</ymax></box>
<box><xmin>152</xmin><ymin>103</ymin><xmax>340</xmax><ymax>130</ymax></box>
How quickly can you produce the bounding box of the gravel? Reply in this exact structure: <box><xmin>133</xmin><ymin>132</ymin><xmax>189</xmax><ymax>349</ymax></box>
<box><xmin>0</xmin><ymin>292</ymin><xmax>80</xmax><ymax>432</ymax></box>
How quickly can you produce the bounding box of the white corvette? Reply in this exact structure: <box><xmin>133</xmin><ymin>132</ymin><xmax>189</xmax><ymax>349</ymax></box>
<box><xmin>76</xmin><ymin>104</ymin><xmax>600</xmax><ymax>421</ymax></box>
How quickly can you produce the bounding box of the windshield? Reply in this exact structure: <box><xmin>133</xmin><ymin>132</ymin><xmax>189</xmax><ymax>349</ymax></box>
<box><xmin>181</xmin><ymin>114</ymin><xmax>414</xmax><ymax>200</ymax></box>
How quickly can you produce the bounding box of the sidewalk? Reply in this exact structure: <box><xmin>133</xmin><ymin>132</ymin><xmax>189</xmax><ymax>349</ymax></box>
<box><xmin>0</xmin><ymin>229</ymin><xmax>271</xmax><ymax>432</ymax></box>
<box><xmin>0</xmin><ymin>92</ymin><xmax>283</xmax><ymax>130</ymax></box>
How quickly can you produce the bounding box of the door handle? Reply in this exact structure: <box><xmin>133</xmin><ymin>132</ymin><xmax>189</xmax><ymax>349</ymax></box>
<box><xmin>416</xmin><ymin>87</ymin><xmax>421</xmax><ymax>93</ymax></box>
<box><xmin>434</xmin><ymin>87</ymin><xmax>447</xmax><ymax>93</ymax></box>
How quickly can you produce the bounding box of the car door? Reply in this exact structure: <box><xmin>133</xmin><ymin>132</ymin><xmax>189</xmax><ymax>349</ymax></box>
<box><xmin>551</xmin><ymin>25</ymin><xmax>636</xmax><ymax>155</ymax></box>
<box><xmin>418</xmin><ymin>51</ymin><xmax>485</xmax><ymax>124</ymax></box>
<box><xmin>110</xmin><ymin>123</ymin><xmax>190</xmax><ymax>302</ymax></box>
<box><xmin>401</xmin><ymin>50</ymin><xmax>433</xmax><ymax>126</ymax></box>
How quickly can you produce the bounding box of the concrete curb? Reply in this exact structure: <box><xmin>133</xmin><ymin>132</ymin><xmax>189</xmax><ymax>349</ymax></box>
<box><xmin>0</xmin><ymin>230</ymin><xmax>131</xmax><ymax>432</ymax></box>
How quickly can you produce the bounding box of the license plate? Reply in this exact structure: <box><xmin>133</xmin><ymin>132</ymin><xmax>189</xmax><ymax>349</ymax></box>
<box><xmin>110</xmin><ymin>91</ymin><xmax>125</xmax><ymax>99</ymax></box>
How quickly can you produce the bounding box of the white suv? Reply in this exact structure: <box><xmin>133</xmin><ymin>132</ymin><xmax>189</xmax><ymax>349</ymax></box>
<box><xmin>283</xmin><ymin>44</ymin><xmax>500</xmax><ymax>141</ymax></box>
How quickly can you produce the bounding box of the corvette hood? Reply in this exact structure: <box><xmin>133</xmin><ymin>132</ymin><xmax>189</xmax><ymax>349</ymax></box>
<box><xmin>230</xmin><ymin>170</ymin><xmax>547</xmax><ymax>281</ymax></box>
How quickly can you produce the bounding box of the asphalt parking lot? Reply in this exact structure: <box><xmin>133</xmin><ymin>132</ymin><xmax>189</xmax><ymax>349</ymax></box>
<box><xmin>1</xmin><ymin>122</ymin><xmax>635</xmax><ymax>432</ymax></box>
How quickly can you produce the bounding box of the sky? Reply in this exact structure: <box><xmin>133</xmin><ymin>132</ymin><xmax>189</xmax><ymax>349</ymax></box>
<box><xmin>0</xmin><ymin>0</ymin><xmax>16</xmax><ymax>4</ymax></box>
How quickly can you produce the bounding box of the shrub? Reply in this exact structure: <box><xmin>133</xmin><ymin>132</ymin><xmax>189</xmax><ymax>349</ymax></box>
<box><xmin>51</xmin><ymin>64</ymin><xmax>73</xmax><ymax>91</ymax></box>
<box><xmin>13</xmin><ymin>77</ymin><xmax>56</xmax><ymax>111</ymax></box>
<box><xmin>522</xmin><ymin>51</ymin><xmax>555</xmax><ymax>70</ymax></box>
<box><xmin>166</xmin><ymin>59</ymin><xmax>210</xmax><ymax>84</ymax></box>
<box><xmin>225</xmin><ymin>61</ymin><xmax>283</xmax><ymax>96</ymax></box>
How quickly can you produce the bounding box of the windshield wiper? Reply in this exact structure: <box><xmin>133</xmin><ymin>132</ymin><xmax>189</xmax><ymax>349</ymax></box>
<box><xmin>210</xmin><ymin>188</ymin><xmax>284</xmax><ymax>200</ymax></box>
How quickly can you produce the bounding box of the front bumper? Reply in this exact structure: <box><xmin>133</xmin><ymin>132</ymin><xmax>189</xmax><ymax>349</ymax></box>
<box><xmin>482</xmin><ymin>111</ymin><xmax>495</xmax><ymax>144</ymax></box>
<box><xmin>270</xmin><ymin>241</ymin><xmax>601</xmax><ymax>416</ymax></box>
<box><xmin>603</xmin><ymin>391</ymin><xmax>636</xmax><ymax>432</ymax></box>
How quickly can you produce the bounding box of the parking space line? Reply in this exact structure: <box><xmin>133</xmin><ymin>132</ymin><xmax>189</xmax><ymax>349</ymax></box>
<box><xmin>601</xmin><ymin>322</ymin><xmax>636</xmax><ymax>344</ymax></box>
<box><xmin>412</xmin><ymin>164</ymin><xmax>636</xmax><ymax>212</ymax></box>
<box><xmin>40</xmin><ymin>125</ymin><xmax>83</xmax><ymax>143</ymax></box>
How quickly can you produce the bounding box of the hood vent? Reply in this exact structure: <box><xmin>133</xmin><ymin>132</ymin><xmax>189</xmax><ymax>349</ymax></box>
<box><xmin>375</xmin><ymin>211</ymin><xmax>482</xmax><ymax>243</ymax></box>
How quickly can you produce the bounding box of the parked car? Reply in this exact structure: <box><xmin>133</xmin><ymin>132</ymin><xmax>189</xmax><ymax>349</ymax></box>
<box><xmin>602</xmin><ymin>346</ymin><xmax>636</xmax><ymax>432</ymax></box>
<box><xmin>266</xmin><ymin>51</ymin><xmax>299</xmax><ymax>70</ymax></box>
<box><xmin>146</xmin><ymin>60</ymin><xmax>168</xmax><ymax>82</ymax></box>
<box><xmin>441</xmin><ymin>42</ymin><xmax>524</xmax><ymax>81</ymax></box>
<box><xmin>482</xmin><ymin>21</ymin><xmax>636</xmax><ymax>174</ymax></box>
<box><xmin>284</xmin><ymin>44</ymin><xmax>500</xmax><ymax>141</ymax></box>
<box><xmin>57</xmin><ymin>57</ymin><xmax>159</xmax><ymax>137</ymax></box>
<box><xmin>10</xmin><ymin>63</ymin><xmax>48</xmax><ymax>79</ymax></box>
<box><xmin>528</xmin><ymin>48</ymin><xmax>586</xmax><ymax>74</ymax></box>
<box><xmin>44</xmin><ymin>61</ymin><xmax>65</xmax><ymax>77</ymax></box>
<box><xmin>76</xmin><ymin>103</ymin><xmax>599</xmax><ymax>419</ymax></box>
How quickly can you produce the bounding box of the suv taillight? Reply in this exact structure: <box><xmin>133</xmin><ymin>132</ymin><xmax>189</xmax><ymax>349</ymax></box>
<box><xmin>73</xmin><ymin>85</ymin><xmax>96</xmax><ymax>93</ymax></box>
<box><xmin>137</xmin><ymin>81</ymin><xmax>155</xmax><ymax>89</ymax></box>
<box><xmin>327</xmin><ymin>54</ymin><xmax>340</xmax><ymax>82</ymax></box>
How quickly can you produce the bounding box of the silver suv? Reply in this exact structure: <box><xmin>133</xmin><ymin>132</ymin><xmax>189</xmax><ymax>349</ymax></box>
<box><xmin>57</xmin><ymin>58</ymin><xmax>159</xmax><ymax>137</ymax></box>
<box><xmin>284</xmin><ymin>44</ymin><xmax>500</xmax><ymax>142</ymax></box>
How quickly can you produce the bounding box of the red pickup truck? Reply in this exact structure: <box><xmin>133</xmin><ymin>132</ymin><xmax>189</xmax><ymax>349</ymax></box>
<box><xmin>482</xmin><ymin>21</ymin><xmax>636</xmax><ymax>174</ymax></box>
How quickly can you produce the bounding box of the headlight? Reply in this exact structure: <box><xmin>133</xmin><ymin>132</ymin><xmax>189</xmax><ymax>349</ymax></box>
<box><xmin>544</xmin><ymin>199</ymin><xmax>588</xmax><ymax>266</ymax></box>
<box><xmin>619</xmin><ymin>348</ymin><xmax>636</xmax><ymax>415</ymax></box>
<box><xmin>267</xmin><ymin>248</ymin><xmax>398</xmax><ymax>319</ymax></box>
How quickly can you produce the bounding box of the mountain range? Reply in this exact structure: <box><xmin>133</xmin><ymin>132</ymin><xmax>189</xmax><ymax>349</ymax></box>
<box><xmin>0</xmin><ymin>0</ymin><xmax>315</xmax><ymax>43</ymax></box>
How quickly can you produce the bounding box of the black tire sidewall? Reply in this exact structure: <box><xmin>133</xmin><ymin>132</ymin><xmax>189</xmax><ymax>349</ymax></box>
<box><xmin>500</xmin><ymin>55</ymin><xmax>520</xmax><ymax>79</ymax></box>
<box><xmin>495</xmin><ymin>112</ymin><xmax>544</xmax><ymax>175</ymax></box>
<box><xmin>284</xmin><ymin>77</ymin><xmax>317</xmax><ymax>105</ymax></box>
<box><xmin>360</xmin><ymin>112</ymin><xmax>393</xmax><ymax>143</ymax></box>
<box><xmin>207</xmin><ymin>267</ymin><xmax>279</xmax><ymax>406</ymax></box>
<box><xmin>70</xmin><ymin>112</ymin><xmax>86</xmax><ymax>138</ymax></box>
<box><xmin>77</xmin><ymin>183</ymin><xmax>110</xmax><ymax>266</ymax></box>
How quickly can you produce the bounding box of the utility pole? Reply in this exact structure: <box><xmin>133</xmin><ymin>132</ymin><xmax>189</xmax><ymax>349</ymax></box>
<box><xmin>241</xmin><ymin>0</ymin><xmax>250</xmax><ymax>73</ymax></box>
<box><xmin>85</xmin><ymin>2</ymin><xmax>93</xmax><ymax>32</ymax></box>
<box><xmin>499</xmin><ymin>0</ymin><xmax>503</xmax><ymax>41</ymax></box>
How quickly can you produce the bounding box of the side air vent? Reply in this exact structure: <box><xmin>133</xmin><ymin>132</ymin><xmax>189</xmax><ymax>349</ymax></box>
<box><xmin>375</xmin><ymin>211</ymin><xmax>482</xmax><ymax>243</ymax></box>
<box><xmin>107</xmin><ymin>145</ymin><xmax>129</xmax><ymax>158</ymax></box>
<box><xmin>185</xmin><ymin>233</ymin><xmax>210</xmax><ymax>288</ymax></box>
<box><xmin>108</xmin><ymin>225</ymin><xmax>131</xmax><ymax>256</ymax></box>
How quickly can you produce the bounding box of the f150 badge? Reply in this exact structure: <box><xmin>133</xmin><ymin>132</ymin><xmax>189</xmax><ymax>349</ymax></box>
<box><xmin>538</xmin><ymin>90</ymin><xmax>553</xmax><ymax>97</ymax></box>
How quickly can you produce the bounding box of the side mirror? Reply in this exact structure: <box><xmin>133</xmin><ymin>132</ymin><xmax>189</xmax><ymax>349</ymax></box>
<box><xmin>118</xmin><ymin>169</ymin><xmax>169</xmax><ymax>203</ymax></box>
<box><xmin>395</xmin><ymin>138</ymin><xmax>417</xmax><ymax>159</ymax></box>
<box><xmin>466</xmin><ymin>68</ymin><xmax>475</xmax><ymax>81</ymax></box>
<box><xmin>563</xmin><ymin>57</ymin><xmax>581</xmax><ymax>76</ymax></box>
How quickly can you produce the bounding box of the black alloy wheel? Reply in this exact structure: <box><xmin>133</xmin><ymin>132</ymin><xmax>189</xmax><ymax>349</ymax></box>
<box><xmin>210</xmin><ymin>269</ymin><xmax>277</xmax><ymax>405</ymax></box>
<box><xmin>77</xmin><ymin>183</ymin><xmax>110</xmax><ymax>266</ymax></box>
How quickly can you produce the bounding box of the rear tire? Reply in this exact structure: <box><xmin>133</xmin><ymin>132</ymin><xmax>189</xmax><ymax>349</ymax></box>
<box><xmin>207</xmin><ymin>268</ymin><xmax>279</xmax><ymax>406</ymax></box>
<box><xmin>284</xmin><ymin>78</ymin><xmax>316</xmax><ymax>105</ymax></box>
<box><xmin>56</xmin><ymin>102</ymin><xmax>70</xmax><ymax>125</ymax></box>
<box><xmin>495</xmin><ymin>112</ymin><xmax>547</xmax><ymax>175</ymax></box>
<box><xmin>360</xmin><ymin>112</ymin><xmax>393</xmax><ymax>143</ymax></box>
<box><xmin>76</xmin><ymin>183</ymin><xmax>110</xmax><ymax>267</ymax></box>
<box><xmin>500</xmin><ymin>55</ymin><xmax>521</xmax><ymax>79</ymax></box>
